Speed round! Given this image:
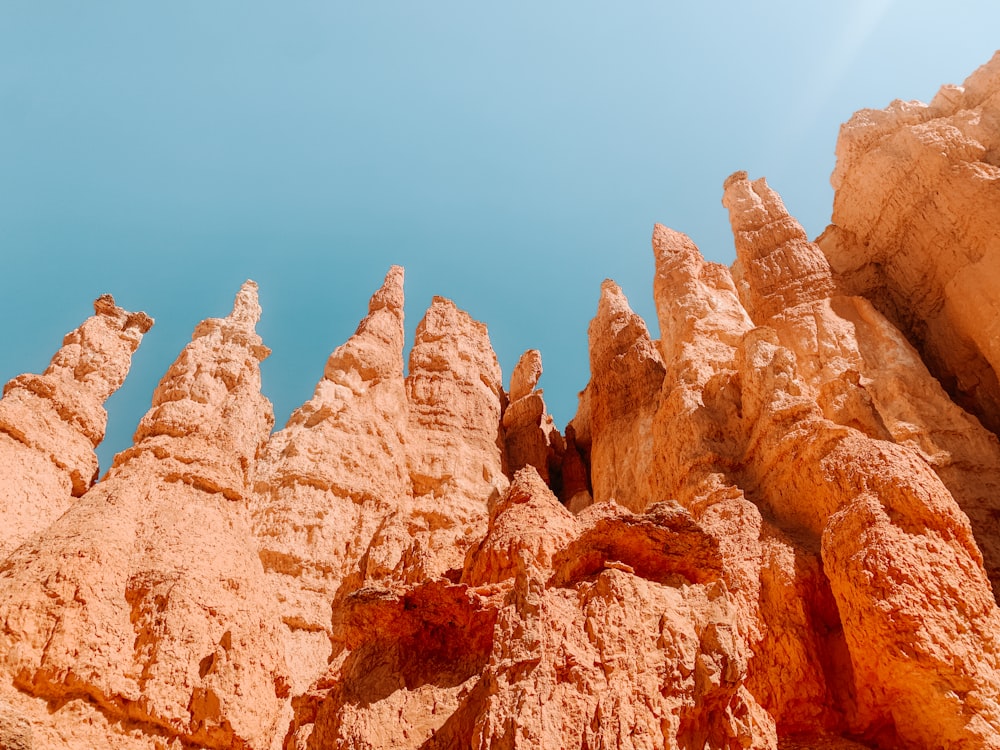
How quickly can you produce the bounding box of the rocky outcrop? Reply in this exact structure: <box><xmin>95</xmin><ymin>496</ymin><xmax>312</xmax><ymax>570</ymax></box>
<box><xmin>573</xmin><ymin>279</ymin><xmax>665</xmax><ymax>512</ymax></box>
<box><xmin>0</xmin><ymin>296</ymin><xmax>152</xmax><ymax>559</ymax></box>
<box><xmin>299</xmin><ymin>468</ymin><xmax>769</xmax><ymax>750</ymax></box>
<box><xmin>819</xmin><ymin>51</ymin><xmax>1000</xmax><ymax>435</ymax></box>
<box><xmin>4</xmin><ymin>54</ymin><xmax>1000</xmax><ymax>750</ymax></box>
<box><xmin>502</xmin><ymin>348</ymin><xmax>564</xmax><ymax>487</ymax></box>
<box><xmin>380</xmin><ymin>294</ymin><xmax>508</xmax><ymax>584</ymax></box>
<box><xmin>724</xmin><ymin>171</ymin><xmax>1000</xmax><ymax>599</ymax></box>
<box><xmin>251</xmin><ymin>267</ymin><xmax>410</xmax><ymax>692</ymax></box>
<box><xmin>650</xmin><ymin>226</ymin><xmax>837</xmax><ymax>737</ymax></box>
<box><xmin>0</xmin><ymin>283</ymin><xmax>287</xmax><ymax>750</ymax></box>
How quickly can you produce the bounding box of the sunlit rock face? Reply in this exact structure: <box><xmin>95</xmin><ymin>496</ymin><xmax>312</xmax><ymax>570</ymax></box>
<box><xmin>0</xmin><ymin>295</ymin><xmax>152</xmax><ymax>559</ymax></box>
<box><xmin>4</xmin><ymin>55</ymin><xmax>1000</xmax><ymax>750</ymax></box>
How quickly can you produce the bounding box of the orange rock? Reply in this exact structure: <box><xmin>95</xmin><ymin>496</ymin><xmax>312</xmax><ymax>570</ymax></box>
<box><xmin>3</xmin><ymin>52</ymin><xmax>1000</xmax><ymax>750</ymax></box>
<box><xmin>736</xmin><ymin>326</ymin><xmax>1000</xmax><ymax>747</ymax></box>
<box><xmin>580</xmin><ymin>279</ymin><xmax>665</xmax><ymax>512</ymax></box>
<box><xmin>725</xmin><ymin>170</ymin><xmax>1000</xmax><ymax>599</ymax></box>
<box><xmin>821</xmin><ymin>51</ymin><xmax>1000</xmax><ymax>435</ymax></box>
<box><xmin>650</xmin><ymin>224</ymin><xmax>837</xmax><ymax>737</ymax></box>
<box><xmin>0</xmin><ymin>295</ymin><xmax>152</xmax><ymax>559</ymax></box>
<box><xmin>502</xmin><ymin>348</ymin><xmax>565</xmax><ymax>487</ymax></box>
<box><xmin>252</xmin><ymin>267</ymin><xmax>410</xmax><ymax>692</ymax></box>
<box><xmin>0</xmin><ymin>283</ymin><xmax>287</xmax><ymax>750</ymax></box>
<box><xmin>301</xmin><ymin>469</ymin><xmax>770</xmax><ymax>750</ymax></box>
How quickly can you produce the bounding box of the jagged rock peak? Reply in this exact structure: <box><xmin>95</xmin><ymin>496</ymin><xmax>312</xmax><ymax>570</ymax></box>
<box><xmin>503</xmin><ymin>348</ymin><xmax>565</xmax><ymax>489</ymax></box>
<box><xmin>251</xmin><ymin>267</ymin><xmax>411</xmax><ymax>693</ymax></box>
<box><xmin>47</xmin><ymin>294</ymin><xmax>154</xmax><ymax>403</ymax></box>
<box><xmin>323</xmin><ymin>265</ymin><xmax>405</xmax><ymax>386</ymax></box>
<box><xmin>510</xmin><ymin>348</ymin><xmax>543</xmax><ymax>402</ymax></box>
<box><xmin>0</xmin><ymin>295</ymin><xmax>153</xmax><ymax>558</ymax></box>
<box><xmin>3</xmin><ymin>294</ymin><xmax>154</xmax><ymax>439</ymax></box>
<box><xmin>123</xmin><ymin>282</ymin><xmax>274</xmax><ymax>497</ymax></box>
<box><xmin>190</xmin><ymin>279</ymin><xmax>269</xmax><ymax>357</ymax></box>
<box><xmin>652</xmin><ymin>223</ymin><xmax>751</xmax><ymax>370</ymax></box>
<box><xmin>723</xmin><ymin>171</ymin><xmax>838</xmax><ymax>322</ymax></box>
<box><xmin>582</xmin><ymin>279</ymin><xmax>665</xmax><ymax>511</ymax></box>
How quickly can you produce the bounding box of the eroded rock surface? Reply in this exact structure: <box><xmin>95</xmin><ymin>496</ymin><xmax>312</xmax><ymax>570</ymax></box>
<box><xmin>0</xmin><ymin>296</ymin><xmax>152</xmax><ymax>559</ymax></box>
<box><xmin>0</xmin><ymin>283</ymin><xmax>287</xmax><ymax>750</ymax></box>
<box><xmin>2</xmin><ymin>55</ymin><xmax>1000</xmax><ymax>750</ymax></box>
<box><xmin>820</xmin><ymin>50</ymin><xmax>1000</xmax><ymax>435</ymax></box>
<box><xmin>251</xmin><ymin>267</ymin><xmax>411</xmax><ymax>692</ymax></box>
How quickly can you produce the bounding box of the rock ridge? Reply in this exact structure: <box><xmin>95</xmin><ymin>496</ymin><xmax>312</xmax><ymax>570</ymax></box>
<box><xmin>3</xmin><ymin>53</ymin><xmax>1000</xmax><ymax>750</ymax></box>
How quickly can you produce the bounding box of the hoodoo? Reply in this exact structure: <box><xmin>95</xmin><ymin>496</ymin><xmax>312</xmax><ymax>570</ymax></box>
<box><xmin>4</xmin><ymin>52</ymin><xmax>1000</xmax><ymax>750</ymax></box>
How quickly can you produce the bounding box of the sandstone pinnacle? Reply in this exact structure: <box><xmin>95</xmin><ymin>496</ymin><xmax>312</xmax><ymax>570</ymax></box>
<box><xmin>4</xmin><ymin>53</ymin><xmax>1000</xmax><ymax>750</ymax></box>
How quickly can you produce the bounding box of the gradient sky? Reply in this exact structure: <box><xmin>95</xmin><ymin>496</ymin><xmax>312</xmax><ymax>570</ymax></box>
<box><xmin>2</xmin><ymin>2</ymin><xmax>999</xmax><ymax>473</ymax></box>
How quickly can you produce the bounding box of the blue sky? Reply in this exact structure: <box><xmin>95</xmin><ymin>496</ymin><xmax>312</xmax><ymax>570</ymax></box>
<box><xmin>2</xmin><ymin>2</ymin><xmax>998</xmax><ymax>473</ymax></box>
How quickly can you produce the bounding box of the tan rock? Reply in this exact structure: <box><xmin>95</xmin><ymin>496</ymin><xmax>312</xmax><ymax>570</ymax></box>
<box><xmin>0</xmin><ymin>282</ymin><xmax>287</xmax><ymax>750</ymax></box>
<box><xmin>582</xmin><ymin>279</ymin><xmax>666</xmax><ymax>512</ymax></box>
<box><xmin>821</xmin><ymin>51</ymin><xmax>1000</xmax><ymax>434</ymax></box>
<box><xmin>251</xmin><ymin>267</ymin><xmax>410</xmax><ymax>692</ymax></box>
<box><xmin>0</xmin><ymin>296</ymin><xmax>152</xmax><ymax>559</ymax></box>
<box><xmin>725</xmin><ymin>171</ymin><xmax>1000</xmax><ymax>598</ymax></box>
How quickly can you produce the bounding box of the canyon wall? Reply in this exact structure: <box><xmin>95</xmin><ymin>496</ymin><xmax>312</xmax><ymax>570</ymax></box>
<box><xmin>3</xmin><ymin>52</ymin><xmax>1000</xmax><ymax>750</ymax></box>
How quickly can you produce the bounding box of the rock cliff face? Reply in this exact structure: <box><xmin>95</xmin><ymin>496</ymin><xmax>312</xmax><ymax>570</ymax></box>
<box><xmin>3</xmin><ymin>54</ymin><xmax>1000</xmax><ymax>750</ymax></box>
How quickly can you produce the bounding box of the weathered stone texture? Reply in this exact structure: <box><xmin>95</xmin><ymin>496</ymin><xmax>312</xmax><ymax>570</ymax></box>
<box><xmin>0</xmin><ymin>296</ymin><xmax>152</xmax><ymax>560</ymax></box>
<box><xmin>2</xmin><ymin>55</ymin><xmax>1000</xmax><ymax>750</ymax></box>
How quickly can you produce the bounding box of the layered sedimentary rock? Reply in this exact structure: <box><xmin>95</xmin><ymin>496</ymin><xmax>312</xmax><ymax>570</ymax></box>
<box><xmin>0</xmin><ymin>283</ymin><xmax>287</xmax><ymax>750</ymax></box>
<box><xmin>389</xmin><ymin>294</ymin><xmax>508</xmax><ymax>582</ymax></box>
<box><xmin>724</xmin><ymin>171</ymin><xmax>1000</xmax><ymax>597</ymax></box>
<box><xmin>3</xmin><ymin>55</ymin><xmax>1000</xmax><ymax>750</ymax></box>
<box><xmin>0</xmin><ymin>295</ymin><xmax>152</xmax><ymax>559</ymax></box>
<box><xmin>251</xmin><ymin>267</ymin><xmax>411</xmax><ymax>692</ymax></box>
<box><xmin>820</xmin><ymin>50</ymin><xmax>1000</xmax><ymax>434</ymax></box>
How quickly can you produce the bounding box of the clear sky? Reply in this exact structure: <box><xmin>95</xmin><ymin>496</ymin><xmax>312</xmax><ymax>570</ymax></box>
<box><xmin>2</xmin><ymin>2</ymin><xmax>999</xmax><ymax>473</ymax></box>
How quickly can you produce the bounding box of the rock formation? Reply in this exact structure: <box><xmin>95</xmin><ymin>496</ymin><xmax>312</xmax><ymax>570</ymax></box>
<box><xmin>3</xmin><ymin>52</ymin><xmax>1000</xmax><ymax>750</ymax></box>
<box><xmin>820</xmin><ymin>50</ymin><xmax>1000</xmax><ymax>435</ymax></box>
<box><xmin>0</xmin><ymin>295</ymin><xmax>152</xmax><ymax>559</ymax></box>
<box><xmin>0</xmin><ymin>283</ymin><xmax>287</xmax><ymax>750</ymax></box>
<box><xmin>251</xmin><ymin>267</ymin><xmax>411</xmax><ymax>693</ymax></box>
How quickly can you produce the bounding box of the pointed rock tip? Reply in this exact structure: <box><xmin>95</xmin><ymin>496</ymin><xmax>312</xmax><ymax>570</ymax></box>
<box><xmin>599</xmin><ymin>279</ymin><xmax>632</xmax><ymax>308</ymax></box>
<box><xmin>597</xmin><ymin>278</ymin><xmax>638</xmax><ymax>319</ymax></box>
<box><xmin>93</xmin><ymin>294</ymin><xmax>154</xmax><ymax>333</ymax></box>
<box><xmin>230</xmin><ymin>280</ymin><xmax>261</xmax><ymax>326</ymax></box>
<box><xmin>723</xmin><ymin>170</ymin><xmax>750</xmax><ymax>190</ymax></box>
<box><xmin>430</xmin><ymin>294</ymin><xmax>456</xmax><ymax>308</ymax></box>
<box><xmin>370</xmin><ymin>265</ymin><xmax>405</xmax><ymax>313</ymax></box>
<box><xmin>652</xmin><ymin>224</ymin><xmax>701</xmax><ymax>263</ymax></box>
<box><xmin>510</xmin><ymin>349</ymin><xmax>543</xmax><ymax>401</ymax></box>
<box><xmin>722</xmin><ymin>170</ymin><xmax>802</xmax><ymax>246</ymax></box>
<box><xmin>600</xmin><ymin>278</ymin><xmax>623</xmax><ymax>297</ymax></box>
<box><xmin>722</xmin><ymin>170</ymin><xmax>781</xmax><ymax>213</ymax></box>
